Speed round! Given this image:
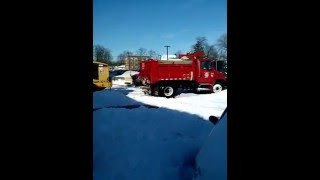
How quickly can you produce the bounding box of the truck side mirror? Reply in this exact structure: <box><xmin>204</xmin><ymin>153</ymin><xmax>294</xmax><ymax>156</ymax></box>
<box><xmin>209</xmin><ymin>115</ymin><xmax>219</xmax><ymax>125</ymax></box>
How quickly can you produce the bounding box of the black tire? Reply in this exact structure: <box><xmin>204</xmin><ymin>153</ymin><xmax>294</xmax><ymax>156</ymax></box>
<box><xmin>212</xmin><ymin>82</ymin><xmax>224</xmax><ymax>93</ymax></box>
<box><xmin>162</xmin><ymin>85</ymin><xmax>176</xmax><ymax>98</ymax></box>
<box><xmin>192</xmin><ymin>87</ymin><xmax>199</xmax><ymax>94</ymax></box>
<box><xmin>132</xmin><ymin>76</ymin><xmax>141</xmax><ymax>87</ymax></box>
<box><xmin>134</xmin><ymin>79</ymin><xmax>141</xmax><ymax>87</ymax></box>
<box><xmin>93</xmin><ymin>84</ymin><xmax>104</xmax><ymax>92</ymax></box>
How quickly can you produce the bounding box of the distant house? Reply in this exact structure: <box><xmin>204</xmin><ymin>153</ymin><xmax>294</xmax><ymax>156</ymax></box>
<box><xmin>114</xmin><ymin>65</ymin><xmax>125</xmax><ymax>70</ymax></box>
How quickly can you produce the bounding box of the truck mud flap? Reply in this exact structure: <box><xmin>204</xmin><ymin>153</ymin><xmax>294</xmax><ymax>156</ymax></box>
<box><xmin>140</xmin><ymin>86</ymin><xmax>151</xmax><ymax>95</ymax></box>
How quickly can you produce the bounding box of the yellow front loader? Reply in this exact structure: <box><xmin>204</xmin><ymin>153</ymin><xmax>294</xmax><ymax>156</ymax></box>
<box><xmin>93</xmin><ymin>61</ymin><xmax>112</xmax><ymax>91</ymax></box>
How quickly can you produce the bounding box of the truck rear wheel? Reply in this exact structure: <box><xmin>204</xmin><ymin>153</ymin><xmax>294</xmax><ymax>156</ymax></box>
<box><xmin>163</xmin><ymin>86</ymin><xmax>175</xmax><ymax>98</ymax></box>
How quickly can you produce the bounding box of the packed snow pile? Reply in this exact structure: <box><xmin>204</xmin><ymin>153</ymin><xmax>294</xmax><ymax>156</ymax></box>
<box><xmin>126</xmin><ymin>88</ymin><xmax>227</xmax><ymax>119</ymax></box>
<box><xmin>115</xmin><ymin>70</ymin><xmax>139</xmax><ymax>77</ymax></box>
<box><xmin>93</xmin><ymin>90</ymin><xmax>214</xmax><ymax>180</ymax></box>
<box><xmin>194</xmin><ymin>111</ymin><xmax>227</xmax><ymax>180</ymax></box>
<box><xmin>111</xmin><ymin>71</ymin><xmax>139</xmax><ymax>86</ymax></box>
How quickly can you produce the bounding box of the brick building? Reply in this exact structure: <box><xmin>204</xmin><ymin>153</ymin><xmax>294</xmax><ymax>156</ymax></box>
<box><xmin>124</xmin><ymin>55</ymin><xmax>150</xmax><ymax>70</ymax></box>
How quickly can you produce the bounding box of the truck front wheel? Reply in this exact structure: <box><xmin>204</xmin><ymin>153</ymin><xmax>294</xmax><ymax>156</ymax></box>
<box><xmin>213</xmin><ymin>83</ymin><xmax>224</xmax><ymax>93</ymax></box>
<box><xmin>163</xmin><ymin>86</ymin><xmax>175</xmax><ymax>98</ymax></box>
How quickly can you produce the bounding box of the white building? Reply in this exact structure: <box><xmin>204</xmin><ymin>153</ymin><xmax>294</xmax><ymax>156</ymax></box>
<box><xmin>113</xmin><ymin>65</ymin><xmax>125</xmax><ymax>70</ymax></box>
<box><xmin>160</xmin><ymin>54</ymin><xmax>177</xmax><ymax>60</ymax></box>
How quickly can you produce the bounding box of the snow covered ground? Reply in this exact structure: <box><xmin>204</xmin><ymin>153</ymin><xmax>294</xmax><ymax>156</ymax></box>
<box><xmin>194</xmin><ymin>111</ymin><xmax>227</xmax><ymax>180</ymax></box>
<box><xmin>93</xmin><ymin>87</ymin><xmax>227</xmax><ymax>180</ymax></box>
<box><xmin>113</xmin><ymin>85</ymin><xmax>227</xmax><ymax>119</ymax></box>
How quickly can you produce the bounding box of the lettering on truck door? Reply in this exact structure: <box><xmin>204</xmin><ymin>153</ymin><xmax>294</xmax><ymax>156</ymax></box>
<box><xmin>198</xmin><ymin>61</ymin><xmax>215</xmax><ymax>83</ymax></box>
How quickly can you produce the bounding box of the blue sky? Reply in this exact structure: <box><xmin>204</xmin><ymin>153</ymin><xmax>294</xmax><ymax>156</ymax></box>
<box><xmin>94</xmin><ymin>0</ymin><xmax>226</xmax><ymax>60</ymax></box>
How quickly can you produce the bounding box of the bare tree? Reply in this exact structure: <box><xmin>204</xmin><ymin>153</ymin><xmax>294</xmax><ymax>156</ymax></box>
<box><xmin>204</xmin><ymin>44</ymin><xmax>219</xmax><ymax>59</ymax></box>
<box><xmin>117</xmin><ymin>51</ymin><xmax>133</xmax><ymax>65</ymax></box>
<box><xmin>93</xmin><ymin>44</ymin><xmax>113</xmax><ymax>64</ymax></box>
<box><xmin>93</xmin><ymin>46</ymin><xmax>96</xmax><ymax>61</ymax></box>
<box><xmin>192</xmin><ymin>37</ymin><xmax>208</xmax><ymax>53</ymax></box>
<box><xmin>117</xmin><ymin>54</ymin><xmax>125</xmax><ymax>65</ymax></box>
<box><xmin>136</xmin><ymin>48</ymin><xmax>147</xmax><ymax>56</ymax></box>
<box><xmin>148</xmin><ymin>50</ymin><xmax>157</xmax><ymax>59</ymax></box>
<box><xmin>216</xmin><ymin>33</ymin><xmax>227</xmax><ymax>60</ymax></box>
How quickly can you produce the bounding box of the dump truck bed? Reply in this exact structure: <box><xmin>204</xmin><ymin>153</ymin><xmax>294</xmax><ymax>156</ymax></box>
<box><xmin>139</xmin><ymin>59</ymin><xmax>196</xmax><ymax>84</ymax></box>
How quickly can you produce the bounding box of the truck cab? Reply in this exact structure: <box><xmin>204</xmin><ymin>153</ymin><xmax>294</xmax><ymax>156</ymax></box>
<box><xmin>197</xmin><ymin>59</ymin><xmax>227</xmax><ymax>93</ymax></box>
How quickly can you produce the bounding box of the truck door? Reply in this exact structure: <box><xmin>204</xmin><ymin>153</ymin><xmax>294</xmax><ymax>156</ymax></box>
<box><xmin>197</xmin><ymin>60</ymin><xmax>215</xmax><ymax>83</ymax></box>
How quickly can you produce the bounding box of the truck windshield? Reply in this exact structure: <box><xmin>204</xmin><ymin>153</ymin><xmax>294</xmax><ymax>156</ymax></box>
<box><xmin>211</xmin><ymin>61</ymin><xmax>227</xmax><ymax>72</ymax></box>
<box><xmin>201</xmin><ymin>61</ymin><xmax>212</xmax><ymax>70</ymax></box>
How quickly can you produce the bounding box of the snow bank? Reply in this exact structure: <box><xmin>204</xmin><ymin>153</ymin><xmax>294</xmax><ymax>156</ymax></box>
<box><xmin>127</xmin><ymin>89</ymin><xmax>227</xmax><ymax>119</ymax></box>
<box><xmin>116</xmin><ymin>71</ymin><xmax>139</xmax><ymax>78</ymax></box>
<box><xmin>94</xmin><ymin>107</ymin><xmax>213</xmax><ymax>180</ymax></box>
<box><xmin>93</xmin><ymin>88</ymin><xmax>227</xmax><ymax>180</ymax></box>
<box><xmin>111</xmin><ymin>80</ymin><xmax>128</xmax><ymax>86</ymax></box>
<box><xmin>93</xmin><ymin>90</ymin><xmax>214</xmax><ymax>180</ymax></box>
<box><xmin>193</xmin><ymin>111</ymin><xmax>227</xmax><ymax>180</ymax></box>
<box><xmin>93</xmin><ymin>90</ymin><xmax>141</xmax><ymax>109</ymax></box>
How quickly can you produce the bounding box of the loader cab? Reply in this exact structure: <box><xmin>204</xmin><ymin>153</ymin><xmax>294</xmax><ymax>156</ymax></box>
<box><xmin>93</xmin><ymin>61</ymin><xmax>112</xmax><ymax>90</ymax></box>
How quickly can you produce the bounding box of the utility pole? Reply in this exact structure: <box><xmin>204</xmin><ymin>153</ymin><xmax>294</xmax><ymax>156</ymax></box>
<box><xmin>164</xmin><ymin>45</ymin><xmax>170</xmax><ymax>61</ymax></box>
<box><xmin>158</xmin><ymin>55</ymin><xmax>161</xmax><ymax>60</ymax></box>
<box><xmin>127</xmin><ymin>52</ymin><xmax>131</xmax><ymax>76</ymax></box>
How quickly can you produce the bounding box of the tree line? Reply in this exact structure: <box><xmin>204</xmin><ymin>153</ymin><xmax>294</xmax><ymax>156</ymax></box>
<box><xmin>93</xmin><ymin>33</ymin><xmax>227</xmax><ymax>65</ymax></box>
<box><xmin>189</xmin><ymin>33</ymin><xmax>227</xmax><ymax>60</ymax></box>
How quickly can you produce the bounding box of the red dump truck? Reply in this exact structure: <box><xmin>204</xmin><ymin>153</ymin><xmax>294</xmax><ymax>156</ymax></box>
<box><xmin>137</xmin><ymin>51</ymin><xmax>227</xmax><ymax>97</ymax></box>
